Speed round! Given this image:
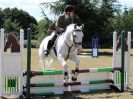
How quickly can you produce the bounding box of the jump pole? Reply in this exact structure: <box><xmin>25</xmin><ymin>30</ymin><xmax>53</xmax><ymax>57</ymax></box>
<box><xmin>26</xmin><ymin>28</ymin><xmax>32</xmax><ymax>99</ymax></box>
<box><xmin>121</xmin><ymin>31</ymin><xmax>125</xmax><ymax>92</ymax></box>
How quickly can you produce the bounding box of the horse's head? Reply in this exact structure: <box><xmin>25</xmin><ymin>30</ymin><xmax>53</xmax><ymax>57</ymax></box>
<box><xmin>65</xmin><ymin>24</ymin><xmax>84</xmax><ymax>53</ymax></box>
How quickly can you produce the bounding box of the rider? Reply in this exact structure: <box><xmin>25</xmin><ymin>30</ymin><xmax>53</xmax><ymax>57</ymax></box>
<box><xmin>44</xmin><ymin>5</ymin><xmax>74</xmax><ymax>55</ymax></box>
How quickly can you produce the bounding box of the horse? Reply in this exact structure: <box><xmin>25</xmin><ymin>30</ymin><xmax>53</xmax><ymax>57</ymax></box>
<box><xmin>4</xmin><ymin>33</ymin><xmax>20</xmax><ymax>52</ymax></box>
<box><xmin>39</xmin><ymin>23</ymin><xmax>84</xmax><ymax>82</ymax></box>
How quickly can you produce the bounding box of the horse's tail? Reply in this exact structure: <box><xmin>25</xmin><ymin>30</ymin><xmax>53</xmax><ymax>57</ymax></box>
<box><xmin>39</xmin><ymin>54</ymin><xmax>46</xmax><ymax>70</ymax></box>
<box><xmin>39</xmin><ymin>54</ymin><xmax>53</xmax><ymax>70</ymax></box>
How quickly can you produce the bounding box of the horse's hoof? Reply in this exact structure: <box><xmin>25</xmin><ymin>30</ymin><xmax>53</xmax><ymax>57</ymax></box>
<box><xmin>64</xmin><ymin>75</ymin><xmax>69</xmax><ymax>83</ymax></box>
<box><xmin>63</xmin><ymin>79</ymin><xmax>69</xmax><ymax>85</ymax></box>
<box><xmin>72</xmin><ymin>76</ymin><xmax>77</xmax><ymax>81</ymax></box>
<box><xmin>64</xmin><ymin>82</ymin><xmax>68</xmax><ymax>87</ymax></box>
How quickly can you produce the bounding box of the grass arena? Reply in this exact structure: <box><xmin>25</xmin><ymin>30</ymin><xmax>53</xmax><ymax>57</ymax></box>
<box><xmin>0</xmin><ymin>28</ymin><xmax>133</xmax><ymax>99</ymax></box>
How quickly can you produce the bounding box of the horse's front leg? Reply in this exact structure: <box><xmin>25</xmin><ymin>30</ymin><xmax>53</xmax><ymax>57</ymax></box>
<box><xmin>70</xmin><ymin>53</ymin><xmax>80</xmax><ymax>81</ymax></box>
<box><xmin>58</xmin><ymin>54</ymin><xmax>69</xmax><ymax>82</ymax></box>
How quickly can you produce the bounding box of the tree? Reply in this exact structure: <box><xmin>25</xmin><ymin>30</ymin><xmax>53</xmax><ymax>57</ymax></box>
<box><xmin>37</xmin><ymin>18</ymin><xmax>51</xmax><ymax>47</ymax></box>
<box><xmin>2</xmin><ymin>7</ymin><xmax>38</xmax><ymax>37</ymax></box>
<box><xmin>3</xmin><ymin>18</ymin><xmax>21</xmax><ymax>34</ymax></box>
<box><xmin>0</xmin><ymin>8</ymin><xmax>4</xmax><ymax>28</ymax></box>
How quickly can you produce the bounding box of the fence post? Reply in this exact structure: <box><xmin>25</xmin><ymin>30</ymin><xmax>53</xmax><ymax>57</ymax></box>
<box><xmin>26</xmin><ymin>28</ymin><xmax>32</xmax><ymax>98</ymax></box>
<box><xmin>121</xmin><ymin>31</ymin><xmax>125</xmax><ymax>92</ymax></box>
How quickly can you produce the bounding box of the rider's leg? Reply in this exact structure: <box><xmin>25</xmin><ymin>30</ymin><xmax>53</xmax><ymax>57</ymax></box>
<box><xmin>44</xmin><ymin>32</ymin><xmax>57</xmax><ymax>55</ymax></box>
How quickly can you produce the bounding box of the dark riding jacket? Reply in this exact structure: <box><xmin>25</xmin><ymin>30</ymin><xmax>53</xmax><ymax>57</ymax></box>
<box><xmin>56</xmin><ymin>14</ymin><xmax>73</xmax><ymax>32</ymax></box>
<box><xmin>49</xmin><ymin>13</ymin><xmax>73</xmax><ymax>33</ymax></box>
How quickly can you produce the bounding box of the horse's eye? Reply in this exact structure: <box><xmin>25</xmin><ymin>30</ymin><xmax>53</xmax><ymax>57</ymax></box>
<box><xmin>74</xmin><ymin>35</ymin><xmax>76</xmax><ymax>38</ymax></box>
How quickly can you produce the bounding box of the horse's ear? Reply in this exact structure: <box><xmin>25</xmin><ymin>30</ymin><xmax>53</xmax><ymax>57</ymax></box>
<box><xmin>80</xmin><ymin>24</ymin><xmax>84</xmax><ymax>30</ymax></box>
<box><xmin>74</xmin><ymin>24</ymin><xmax>77</xmax><ymax>29</ymax></box>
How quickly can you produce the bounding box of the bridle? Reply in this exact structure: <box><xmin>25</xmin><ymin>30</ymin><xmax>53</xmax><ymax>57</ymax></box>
<box><xmin>72</xmin><ymin>29</ymin><xmax>82</xmax><ymax>47</ymax></box>
<box><xmin>63</xmin><ymin>28</ymin><xmax>83</xmax><ymax>60</ymax></box>
<box><xmin>63</xmin><ymin>29</ymin><xmax>83</xmax><ymax>48</ymax></box>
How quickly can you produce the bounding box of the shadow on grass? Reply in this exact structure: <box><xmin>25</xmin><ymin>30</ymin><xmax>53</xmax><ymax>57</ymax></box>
<box><xmin>43</xmin><ymin>90</ymin><xmax>122</xmax><ymax>99</ymax></box>
<box><xmin>29</xmin><ymin>93</ymin><xmax>84</xmax><ymax>99</ymax></box>
<box><xmin>127</xmin><ymin>87</ymin><xmax>133</xmax><ymax>95</ymax></box>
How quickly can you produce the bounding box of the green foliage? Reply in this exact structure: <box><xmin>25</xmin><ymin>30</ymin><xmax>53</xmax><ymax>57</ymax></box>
<box><xmin>24</xmin><ymin>40</ymin><xmax>38</xmax><ymax>48</ymax></box>
<box><xmin>122</xmin><ymin>8</ymin><xmax>133</xmax><ymax>32</ymax></box>
<box><xmin>3</xmin><ymin>18</ymin><xmax>21</xmax><ymax>34</ymax></box>
<box><xmin>1</xmin><ymin>7</ymin><xmax>37</xmax><ymax>37</ymax></box>
<box><xmin>111</xmin><ymin>8</ymin><xmax>133</xmax><ymax>46</ymax></box>
<box><xmin>111</xmin><ymin>8</ymin><xmax>133</xmax><ymax>32</ymax></box>
<box><xmin>0</xmin><ymin>8</ymin><xmax>4</xmax><ymax>28</ymax></box>
<box><xmin>36</xmin><ymin>19</ymin><xmax>51</xmax><ymax>47</ymax></box>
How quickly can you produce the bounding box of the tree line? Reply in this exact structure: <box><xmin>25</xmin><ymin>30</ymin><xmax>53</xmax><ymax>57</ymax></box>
<box><xmin>0</xmin><ymin>0</ymin><xmax>133</xmax><ymax>48</ymax></box>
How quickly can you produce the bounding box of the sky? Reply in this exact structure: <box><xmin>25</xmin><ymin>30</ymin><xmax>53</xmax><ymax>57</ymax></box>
<box><xmin>0</xmin><ymin>0</ymin><xmax>133</xmax><ymax>21</ymax></box>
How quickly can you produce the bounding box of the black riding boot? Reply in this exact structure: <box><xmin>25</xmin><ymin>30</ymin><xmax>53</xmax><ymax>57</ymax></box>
<box><xmin>43</xmin><ymin>40</ymin><xmax>51</xmax><ymax>56</ymax></box>
<box><xmin>44</xmin><ymin>34</ymin><xmax>58</xmax><ymax>55</ymax></box>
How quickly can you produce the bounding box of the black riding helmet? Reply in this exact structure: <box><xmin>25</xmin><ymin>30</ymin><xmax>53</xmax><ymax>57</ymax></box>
<box><xmin>64</xmin><ymin>5</ymin><xmax>74</xmax><ymax>12</ymax></box>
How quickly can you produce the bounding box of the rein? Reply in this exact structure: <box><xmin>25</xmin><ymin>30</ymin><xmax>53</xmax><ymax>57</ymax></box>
<box><xmin>63</xmin><ymin>30</ymin><xmax>82</xmax><ymax>60</ymax></box>
<box><xmin>63</xmin><ymin>35</ymin><xmax>74</xmax><ymax>60</ymax></box>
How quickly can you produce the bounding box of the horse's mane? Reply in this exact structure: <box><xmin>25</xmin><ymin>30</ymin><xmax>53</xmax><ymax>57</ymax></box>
<box><xmin>65</xmin><ymin>24</ymin><xmax>75</xmax><ymax>34</ymax></box>
<box><xmin>65</xmin><ymin>23</ymin><xmax>82</xmax><ymax>34</ymax></box>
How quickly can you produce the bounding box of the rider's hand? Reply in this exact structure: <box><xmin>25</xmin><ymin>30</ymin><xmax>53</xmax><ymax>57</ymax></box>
<box><xmin>59</xmin><ymin>28</ymin><xmax>65</xmax><ymax>32</ymax></box>
<box><xmin>77</xmin><ymin>48</ymin><xmax>82</xmax><ymax>54</ymax></box>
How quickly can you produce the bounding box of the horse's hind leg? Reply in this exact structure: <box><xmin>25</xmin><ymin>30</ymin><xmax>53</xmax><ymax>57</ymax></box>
<box><xmin>49</xmin><ymin>59</ymin><xmax>54</xmax><ymax>70</ymax></box>
<box><xmin>45</xmin><ymin>59</ymin><xmax>54</xmax><ymax>70</ymax></box>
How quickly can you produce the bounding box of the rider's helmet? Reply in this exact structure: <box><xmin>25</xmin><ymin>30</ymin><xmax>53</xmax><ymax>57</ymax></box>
<box><xmin>64</xmin><ymin>5</ymin><xmax>74</xmax><ymax>13</ymax></box>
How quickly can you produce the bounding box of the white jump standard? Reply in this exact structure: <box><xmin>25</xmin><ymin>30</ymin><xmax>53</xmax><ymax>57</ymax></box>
<box><xmin>0</xmin><ymin>28</ymin><xmax>24</xmax><ymax>97</ymax></box>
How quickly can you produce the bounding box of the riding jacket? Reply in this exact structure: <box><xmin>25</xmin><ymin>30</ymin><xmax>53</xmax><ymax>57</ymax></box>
<box><xmin>56</xmin><ymin>13</ymin><xmax>73</xmax><ymax>33</ymax></box>
<box><xmin>49</xmin><ymin>13</ymin><xmax>73</xmax><ymax>33</ymax></box>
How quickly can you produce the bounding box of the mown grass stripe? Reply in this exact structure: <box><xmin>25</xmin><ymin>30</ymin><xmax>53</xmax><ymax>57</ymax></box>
<box><xmin>89</xmin><ymin>89</ymin><xmax>107</xmax><ymax>93</ymax></box>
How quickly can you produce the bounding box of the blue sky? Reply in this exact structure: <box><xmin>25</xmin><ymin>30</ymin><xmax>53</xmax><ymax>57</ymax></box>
<box><xmin>0</xmin><ymin>0</ymin><xmax>133</xmax><ymax>21</ymax></box>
